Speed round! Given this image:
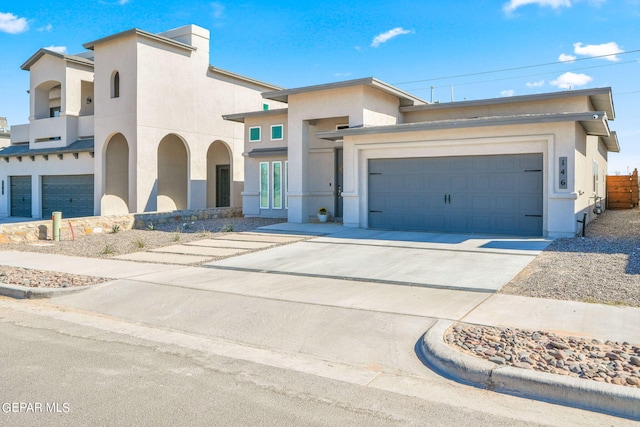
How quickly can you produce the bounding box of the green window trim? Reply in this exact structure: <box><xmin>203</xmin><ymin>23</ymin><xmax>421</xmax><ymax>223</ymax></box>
<box><xmin>259</xmin><ymin>162</ymin><xmax>269</xmax><ymax>209</ymax></box>
<box><xmin>271</xmin><ymin>124</ymin><xmax>283</xmax><ymax>141</ymax></box>
<box><xmin>273</xmin><ymin>161</ymin><xmax>282</xmax><ymax>209</ymax></box>
<box><xmin>249</xmin><ymin>126</ymin><xmax>261</xmax><ymax>142</ymax></box>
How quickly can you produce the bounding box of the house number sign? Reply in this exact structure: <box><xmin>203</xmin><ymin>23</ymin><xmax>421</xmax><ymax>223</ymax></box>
<box><xmin>559</xmin><ymin>157</ymin><xmax>568</xmax><ymax>189</ymax></box>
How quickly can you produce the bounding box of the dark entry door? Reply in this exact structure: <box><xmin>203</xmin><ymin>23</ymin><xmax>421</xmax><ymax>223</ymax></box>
<box><xmin>216</xmin><ymin>165</ymin><xmax>231</xmax><ymax>207</ymax></box>
<box><xmin>10</xmin><ymin>176</ymin><xmax>32</xmax><ymax>217</ymax></box>
<box><xmin>335</xmin><ymin>148</ymin><xmax>344</xmax><ymax>219</ymax></box>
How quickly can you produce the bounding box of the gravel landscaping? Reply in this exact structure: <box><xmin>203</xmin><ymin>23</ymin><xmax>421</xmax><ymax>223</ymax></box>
<box><xmin>501</xmin><ymin>208</ymin><xmax>640</xmax><ymax>308</ymax></box>
<box><xmin>0</xmin><ymin>217</ymin><xmax>286</xmax><ymax>288</ymax></box>
<box><xmin>446</xmin><ymin>323</ymin><xmax>640</xmax><ymax>388</ymax></box>
<box><xmin>455</xmin><ymin>208</ymin><xmax>640</xmax><ymax>388</ymax></box>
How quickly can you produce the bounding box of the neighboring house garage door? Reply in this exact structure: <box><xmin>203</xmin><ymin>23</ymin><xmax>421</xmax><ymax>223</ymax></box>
<box><xmin>10</xmin><ymin>176</ymin><xmax>32</xmax><ymax>217</ymax></box>
<box><xmin>42</xmin><ymin>175</ymin><xmax>94</xmax><ymax>219</ymax></box>
<box><xmin>368</xmin><ymin>154</ymin><xmax>543</xmax><ymax>236</ymax></box>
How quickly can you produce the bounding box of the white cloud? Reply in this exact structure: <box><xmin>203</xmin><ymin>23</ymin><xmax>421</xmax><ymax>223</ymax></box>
<box><xmin>500</xmin><ymin>90</ymin><xmax>516</xmax><ymax>97</ymax></box>
<box><xmin>558</xmin><ymin>53</ymin><xmax>576</xmax><ymax>62</ymax></box>
<box><xmin>371</xmin><ymin>27</ymin><xmax>412</xmax><ymax>48</ymax></box>
<box><xmin>573</xmin><ymin>41</ymin><xmax>623</xmax><ymax>61</ymax></box>
<box><xmin>503</xmin><ymin>0</ymin><xmax>571</xmax><ymax>14</ymax></box>
<box><xmin>550</xmin><ymin>72</ymin><xmax>592</xmax><ymax>89</ymax></box>
<box><xmin>211</xmin><ymin>2</ymin><xmax>224</xmax><ymax>19</ymax></box>
<box><xmin>44</xmin><ymin>45</ymin><xmax>67</xmax><ymax>54</ymax></box>
<box><xmin>118</xmin><ymin>0</ymin><xmax>129</xmax><ymax>4</ymax></box>
<box><xmin>0</xmin><ymin>12</ymin><xmax>29</xmax><ymax>34</ymax></box>
<box><xmin>526</xmin><ymin>80</ymin><xmax>545</xmax><ymax>87</ymax></box>
<box><xmin>37</xmin><ymin>24</ymin><xmax>53</xmax><ymax>32</ymax></box>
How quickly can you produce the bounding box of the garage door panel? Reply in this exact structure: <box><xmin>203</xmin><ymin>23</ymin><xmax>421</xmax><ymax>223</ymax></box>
<box><xmin>10</xmin><ymin>176</ymin><xmax>32</xmax><ymax>217</ymax></box>
<box><xmin>368</xmin><ymin>154</ymin><xmax>543</xmax><ymax>236</ymax></box>
<box><xmin>42</xmin><ymin>175</ymin><xmax>94</xmax><ymax>219</ymax></box>
<box><xmin>427</xmin><ymin>175</ymin><xmax>448</xmax><ymax>191</ymax></box>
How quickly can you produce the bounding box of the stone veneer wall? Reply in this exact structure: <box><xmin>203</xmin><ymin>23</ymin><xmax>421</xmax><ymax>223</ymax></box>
<box><xmin>0</xmin><ymin>207</ymin><xmax>242</xmax><ymax>244</ymax></box>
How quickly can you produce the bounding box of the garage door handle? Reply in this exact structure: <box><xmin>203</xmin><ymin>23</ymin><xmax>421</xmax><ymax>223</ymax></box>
<box><xmin>369</xmin><ymin>210</ymin><xmax>382</xmax><ymax>213</ymax></box>
<box><xmin>525</xmin><ymin>214</ymin><xmax>542</xmax><ymax>218</ymax></box>
<box><xmin>444</xmin><ymin>194</ymin><xmax>451</xmax><ymax>204</ymax></box>
<box><xmin>69</xmin><ymin>198</ymin><xmax>73</xmax><ymax>203</ymax></box>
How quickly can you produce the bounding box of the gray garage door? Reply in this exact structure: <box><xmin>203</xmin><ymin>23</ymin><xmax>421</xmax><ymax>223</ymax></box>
<box><xmin>42</xmin><ymin>175</ymin><xmax>94</xmax><ymax>219</ymax></box>
<box><xmin>10</xmin><ymin>176</ymin><xmax>32</xmax><ymax>217</ymax></box>
<box><xmin>368</xmin><ymin>154</ymin><xmax>543</xmax><ymax>236</ymax></box>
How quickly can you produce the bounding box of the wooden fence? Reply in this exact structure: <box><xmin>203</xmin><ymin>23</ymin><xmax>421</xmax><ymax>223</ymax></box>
<box><xmin>606</xmin><ymin>169</ymin><xmax>639</xmax><ymax>209</ymax></box>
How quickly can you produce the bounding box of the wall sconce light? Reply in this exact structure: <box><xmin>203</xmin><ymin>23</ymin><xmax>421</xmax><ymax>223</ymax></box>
<box><xmin>86</xmin><ymin>97</ymin><xmax>92</xmax><ymax>104</ymax></box>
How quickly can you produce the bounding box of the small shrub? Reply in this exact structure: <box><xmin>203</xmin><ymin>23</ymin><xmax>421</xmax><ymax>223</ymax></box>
<box><xmin>111</xmin><ymin>224</ymin><xmax>121</xmax><ymax>233</ymax></box>
<box><xmin>198</xmin><ymin>225</ymin><xmax>210</xmax><ymax>237</ymax></box>
<box><xmin>173</xmin><ymin>226</ymin><xmax>182</xmax><ymax>242</ymax></box>
<box><xmin>102</xmin><ymin>244</ymin><xmax>115</xmax><ymax>255</ymax></box>
<box><xmin>220</xmin><ymin>222</ymin><xmax>234</xmax><ymax>233</ymax></box>
<box><xmin>147</xmin><ymin>223</ymin><xmax>157</xmax><ymax>231</ymax></box>
<box><xmin>135</xmin><ymin>238</ymin><xmax>146</xmax><ymax>249</ymax></box>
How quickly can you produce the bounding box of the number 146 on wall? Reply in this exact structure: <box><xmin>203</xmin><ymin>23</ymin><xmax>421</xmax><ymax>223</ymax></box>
<box><xmin>559</xmin><ymin>157</ymin><xmax>568</xmax><ymax>189</ymax></box>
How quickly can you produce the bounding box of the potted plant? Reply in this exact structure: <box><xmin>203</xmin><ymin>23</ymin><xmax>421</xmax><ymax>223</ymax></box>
<box><xmin>317</xmin><ymin>207</ymin><xmax>328</xmax><ymax>223</ymax></box>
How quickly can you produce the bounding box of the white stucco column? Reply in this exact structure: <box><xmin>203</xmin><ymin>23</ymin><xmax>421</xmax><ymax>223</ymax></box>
<box><xmin>287</xmin><ymin>120</ymin><xmax>309</xmax><ymax>223</ymax></box>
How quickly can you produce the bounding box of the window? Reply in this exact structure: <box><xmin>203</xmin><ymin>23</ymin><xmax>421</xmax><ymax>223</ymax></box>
<box><xmin>250</xmin><ymin>126</ymin><xmax>261</xmax><ymax>142</ymax></box>
<box><xmin>263</xmin><ymin>103</ymin><xmax>269</xmax><ymax>111</ymax></box>
<box><xmin>271</xmin><ymin>124</ymin><xmax>283</xmax><ymax>141</ymax></box>
<box><xmin>260</xmin><ymin>162</ymin><xmax>269</xmax><ymax>209</ymax></box>
<box><xmin>284</xmin><ymin>161</ymin><xmax>289</xmax><ymax>209</ymax></box>
<box><xmin>111</xmin><ymin>71</ymin><xmax>120</xmax><ymax>98</ymax></box>
<box><xmin>272</xmin><ymin>161</ymin><xmax>282</xmax><ymax>209</ymax></box>
<box><xmin>50</xmin><ymin>107</ymin><xmax>61</xmax><ymax>118</ymax></box>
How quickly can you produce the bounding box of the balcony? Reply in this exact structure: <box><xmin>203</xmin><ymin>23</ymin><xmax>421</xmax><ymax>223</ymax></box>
<box><xmin>10</xmin><ymin>114</ymin><xmax>95</xmax><ymax>149</ymax></box>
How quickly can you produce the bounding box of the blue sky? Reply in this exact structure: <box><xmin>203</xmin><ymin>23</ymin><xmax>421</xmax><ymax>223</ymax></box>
<box><xmin>1</xmin><ymin>0</ymin><xmax>639</xmax><ymax>173</ymax></box>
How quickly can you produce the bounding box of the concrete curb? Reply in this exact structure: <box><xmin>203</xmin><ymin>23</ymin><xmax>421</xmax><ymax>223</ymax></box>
<box><xmin>419</xmin><ymin>319</ymin><xmax>640</xmax><ymax>421</ymax></box>
<box><xmin>0</xmin><ymin>282</ymin><xmax>96</xmax><ymax>299</ymax></box>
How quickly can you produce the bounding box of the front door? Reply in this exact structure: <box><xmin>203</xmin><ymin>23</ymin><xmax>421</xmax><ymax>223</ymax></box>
<box><xmin>216</xmin><ymin>165</ymin><xmax>231</xmax><ymax>207</ymax></box>
<box><xmin>335</xmin><ymin>148</ymin><xmax>344</xmax><ymax>219</ymax></box>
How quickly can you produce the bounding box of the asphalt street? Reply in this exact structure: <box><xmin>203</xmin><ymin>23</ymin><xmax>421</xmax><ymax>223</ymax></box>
<box><xmin>1</xmin><ymin>298</ymin><xmax>634</xmax><ymax>426</ymax></box>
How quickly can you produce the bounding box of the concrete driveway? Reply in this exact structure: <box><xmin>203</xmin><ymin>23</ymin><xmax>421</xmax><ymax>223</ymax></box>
<box><xmin>31</xmin><ymin>225</ymin><xmax>551</xmax><ymax>380</ymax></box>
<box><xmin>206</xmin><ymin>226</ymin><xmax>552</xmax><ymax>293</ymax></box>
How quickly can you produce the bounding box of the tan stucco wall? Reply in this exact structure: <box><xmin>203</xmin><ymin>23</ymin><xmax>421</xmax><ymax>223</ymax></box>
<box><xmin>90</xmin><ymin>25</ymin><xmax>282</xmax><ymax>215</ymax></box>
<box><xmin>285</xmin><ymin>85</ymin><xmax>403</xmax><ymax>222</ymax></box>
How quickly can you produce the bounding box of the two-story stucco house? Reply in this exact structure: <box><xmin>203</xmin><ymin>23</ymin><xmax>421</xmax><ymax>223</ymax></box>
<box><xmin>224</xmin><ymin>78</ymin><xmax>618</xmax><ymax>238</ymax></box>
<box><xmin>0</xmin><ymin>24</ymin><xmax>283</xmax><ymax>219</ymax></box>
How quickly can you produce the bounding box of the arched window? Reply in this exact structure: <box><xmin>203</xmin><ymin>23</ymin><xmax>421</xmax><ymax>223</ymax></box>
<box><xmin>111</xmin><ymin>71</ymin><xmax>120</xmax><ymax>98</ymax></box>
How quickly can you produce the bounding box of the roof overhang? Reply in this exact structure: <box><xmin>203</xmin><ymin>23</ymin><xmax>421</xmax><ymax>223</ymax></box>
<box><xmin>21</xmin><ymin>48</ymin><xmax>94</xmax><ymax>71</ymax></box>
<box><xmin>209</xmin><ymin>66</ymin><xmax>283</xmax><ymax>92</ymax></box>
<box><xmin>223</xmin><ymin>108</ymin><xmax>288</xmax><ymax>123</ymax></box>
<box><xmin>317</xmin><ymin>111</ymin><xmax>617</xmax><ymax>151</ymax></box>
<box><xmin>262</xmin><ymin>77</ymin><xmax>427</xmax><ymax>107</ymax></box>
<box><xmin>244</xmin><ymin>147</ymin><xmax>288</xmax><ymax>158</ymax></box>
<box><xmin>0</xmin><ymin>139</ymin><xmax>95</xmax><ymax>159</ymax></box>
<box><xmin>601</xmin><ymin>131</ymin><xmax>620</xmax><ymax>153</ymax></box>
<box><xmin>83</xmin><ymin>28</ymin><xmax>196</xmax><ymax>52</ymax></box>
<box><xmin>400</xmin><ymin>87</ymin><xmax>615</xmax><ymax>120</ymax></box>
